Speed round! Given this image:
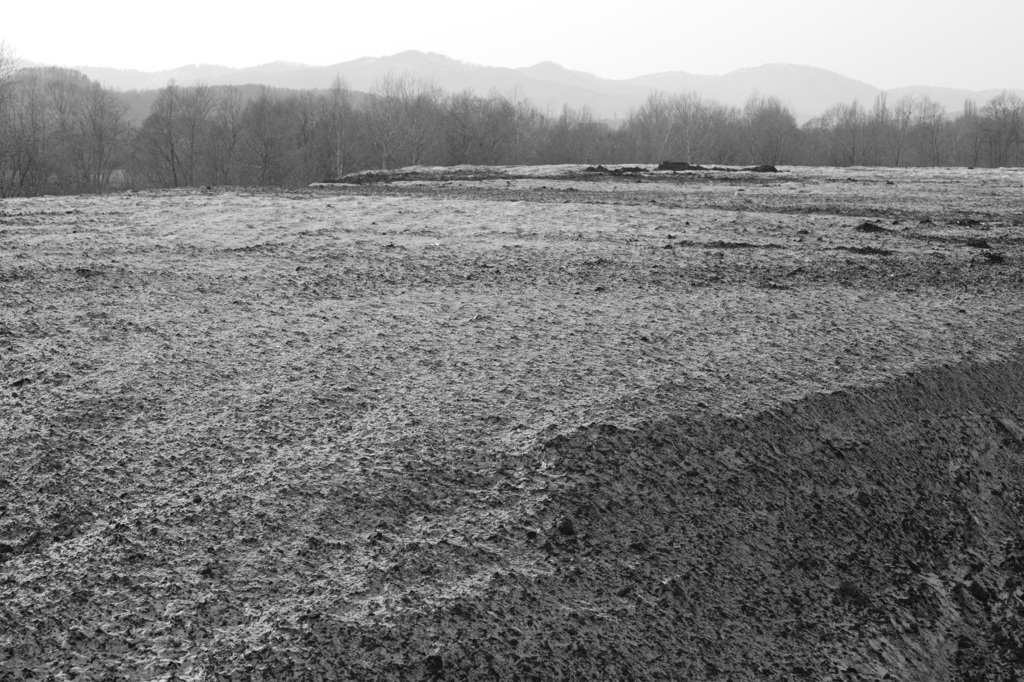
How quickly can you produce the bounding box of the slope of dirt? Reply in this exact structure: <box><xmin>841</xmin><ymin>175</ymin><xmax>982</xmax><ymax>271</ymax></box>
<box><xmin>2</xmin><ymin>165</ymin><xmax>1024</xmax><ymax>680</ymax></box>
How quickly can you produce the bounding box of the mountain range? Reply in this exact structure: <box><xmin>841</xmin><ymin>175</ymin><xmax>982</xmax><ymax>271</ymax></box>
<box><xmin>60</xmin><ymin>51</ymin><xmax>1023</xmax><ymax>122</ymax></box>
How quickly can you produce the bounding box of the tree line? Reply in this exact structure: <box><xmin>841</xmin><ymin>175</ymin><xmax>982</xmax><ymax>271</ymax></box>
<box><xmin>1</xmin><ymin>54</ymin><xmax>1022</xmax><ymax>197</ymax></box>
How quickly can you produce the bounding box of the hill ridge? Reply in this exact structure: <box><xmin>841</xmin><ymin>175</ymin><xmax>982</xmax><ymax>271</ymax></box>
<box><xmin>55</xmin><ymin>50</ymin><xmax>1024</xmax><ymax>121</ymax></box>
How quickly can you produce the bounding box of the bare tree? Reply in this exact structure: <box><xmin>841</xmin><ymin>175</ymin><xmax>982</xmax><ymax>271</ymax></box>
<box><xmin>2</xmin><ymin>71</ymin><xmax>50</xmax><ymax>196</ymax></box>
<box><xmin>913</xmin><ymin>96</ymin><xmax>946</xmax><ymax>166</ymax></box>
<box><xmin>0</xmin><ymin>41</ymin><xmax>15</xmax><ymax>114</ymax></box>
<box><xmin>890</xmin><ymin>95</ymin><xmax>916</xmax><ymax>167</ymax></box>
<box><xmin>803</xmin><ymin>101</ymin><xmax>864</xmax><ymax>166</ymax></box>
<box><xmin>837</xmin><ymin>101</ymin><xmax>866</xmax><ymax>165</ymax></box>
<box><xmin>545</xmin><ymin>104</ymin><xmax>623</xmax><ymax>164</ymax></box>
<box><xmin>628</xmin><ymin>92</ymin><xmax>674</xmax><ymax>162</ymax></box>
<box><xmin>177</xmin><ymin>84</ymin><xmax>216</xmax><ymax>185</ymax></box>
<box><xmin>744</xmin><ymin>94</ymin><xmax>798</xmax><ymax>165</ymax></box>
<box><xmin>43</xmin><ymin>70</ymin><xmax>85</xmax><ymax>192</ymax></box>
<box><xmin>135</xmin><ymin>82</ymin><xmax>216</xmax><ymax>187</ymax></box>
<box><xmin>138</xmin><ymin>82</ymin><xmax>183</xmax><ymax>186</ymax></box>
<box><xmin>0</xmin><ymin>41</ymin><xmax>17</xmax><ymax>178</ymax></box>
<box><xmin>77</xmin><ymin>82</ymin><xmax>132</xmax><ymax>191</ymax></box>
<box><xmin>667</xmin><ymin>93</ymin><xmax>739</xmax><ymax>163</ymax></box>
<box><xmin>366</xmin><ymin>74</ymin><xmax>444</xmax><ymax>169</ymax></box>
<box><xmin>952</xmin><ymin>99</ymin><xmax>984</xmax><ymax>167</ymax></box>
<box><xmin>400</xmin><ymin>79</ymin><xmax>443</xmax><ymax>166</ymax></box>
<box><xmin>243</xmin><ymin>87</ymin><xmax>294</xmax><ymax>185</ymax></box>
<box><xmin>479</xmin><ymin>91</ymin><xmax>522</xmax><ymax>165</ymax></box>
<box><xmin>324</xmin><ymin>76</ymin><xmax>356</xmax><ymax>178</ymax></box>
<box><xmin>443</xmin><ymin>89</ymin><xmax>482</xmax><ymax>165</ymax></box>
<box><xmin>863</xmin><ymin>94</ymin><xmax>890</xmax><ymax>166</ymax></box>
<box><xmin>981</xmin><ymin>91</ymin><xmax>1024</xmax><ymax>167</ymax></box>
<box><xmin>0</xmin><ymin>41</ymin><xmax>14</xmax><ymax>89</ymax></box>
<box><xmin>210</xmin><ymin>86</ymin><xmax>245</xmax><ymax>184</ymax></box>
<box><xmin>478</xmin><ymin>87</ymin><xmax>539</xmax><ymax>165</ymax></box>
<box><xmin>502</xmin><ymin>87</ymin><xmax>537</xmax><ymax>165</ymax></box>
<box><xmin>367</xmin><ymin>74</ymin><xmax>404</xmax><ymax>169</ymax></box>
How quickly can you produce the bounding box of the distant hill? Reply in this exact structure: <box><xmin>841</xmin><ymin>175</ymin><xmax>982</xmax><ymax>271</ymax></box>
<box><xmin>627</xmin><ymin>64</ymin><xmax>884</xmax><ymax>122</ymax></box>
<box><xmin>69</xmin><ymin>51</ymin><xmax>1024</xmax><ymax>122</ymax></box>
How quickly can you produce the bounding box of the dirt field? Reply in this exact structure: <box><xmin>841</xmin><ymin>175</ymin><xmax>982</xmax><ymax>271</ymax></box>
<box><xmin>2</xmin><ymin>164</ymin><xmax>1024</xmax><ymax>680</ymax></box>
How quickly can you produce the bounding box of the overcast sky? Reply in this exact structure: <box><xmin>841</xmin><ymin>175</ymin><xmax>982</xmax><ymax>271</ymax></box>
<box><xmin>5</xmin><ymin>0</ymin><xmax>1022</xmax><ymax>91</ymax></box>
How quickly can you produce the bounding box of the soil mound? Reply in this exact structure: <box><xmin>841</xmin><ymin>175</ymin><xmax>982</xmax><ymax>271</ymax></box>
<box><xmin>855</xmin><ymin>221</ymin><xmax>890</xmax><ymax>233</ymax></box>
<box><xmin>657</xmin><ymin>161</ymin><xmax>708</xmax><ymax>171</ymax></box>
<box><xmin>839</xmin><ymin>245</ymin><xmax>894</xmax><ymax>256</ymax></box>
<box><xmin>504</xmin><ymin>350</ymin><xmax>1024</xmax><ymax>680</ymax></box>
<box><xmin>583</xmin><ymin>165</ymin><xmax>646</xmax><ymax>175</ymax></box>
<box><xmin>656</xmin><ymin>162</ymin><xmax>779</xmax><ymax>173</ymax></box>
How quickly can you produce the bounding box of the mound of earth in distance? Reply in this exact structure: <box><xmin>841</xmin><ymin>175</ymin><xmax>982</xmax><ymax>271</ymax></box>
<box><xmin>2</xmin><ymin>164</ymin><xmax>1024</xmax><ymax>680</ymax></box>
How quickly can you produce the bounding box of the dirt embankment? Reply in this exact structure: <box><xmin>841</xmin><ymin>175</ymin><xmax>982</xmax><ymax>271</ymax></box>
<box><xmin>503</xmin><ymin>349</ymin><xmax>1024</xmax><ymax>680</ymax></box>
<box><xmin>193</xmin><ymin>349</ymin><xmax>1024</xmax><ymax>680</ymax></box>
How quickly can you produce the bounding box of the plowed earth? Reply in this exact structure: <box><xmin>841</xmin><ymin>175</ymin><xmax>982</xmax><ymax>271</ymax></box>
<box><xmin>2</xmin><ymin>164</ymin><xmax>1024</xmax><ymax>680</ymax></box>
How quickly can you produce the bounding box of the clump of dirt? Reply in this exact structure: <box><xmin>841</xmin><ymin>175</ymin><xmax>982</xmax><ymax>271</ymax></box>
<box><xmin>583</xmin><ymin>165</ymin><xmax>646</xmax><ymax>175</ymax></box>
<box><xmin>839</xmin><ymin>245</ymin><xmax>894</xmax><ymax>256</ymax></box>
<box><xmin>333</xmin><ymin>166</ymin><xmax>524</xmax><ymax>184</ymax></box>
<box><xmin>703</xmin><ymin>239</ymin><xmax>785</xmax><ymax>249</ymax></box>
<box><xmin>657</xmin><ymin>161</ymin><xmax>708</xmax><ymax>171</ymax></box>
<box><xmin>655</xmin><ymin>162</ymin><xmax>778</xmax><ymax>173</ymax></box>
<box><xmin>855</xmin><ymin>221</ymin><xmax>890</xmax><ymax>233</ymax></box>
<box><xmin>951</xmin><ymin>217</ymin><xmax>983</xmax><ymax>227</ymax></box>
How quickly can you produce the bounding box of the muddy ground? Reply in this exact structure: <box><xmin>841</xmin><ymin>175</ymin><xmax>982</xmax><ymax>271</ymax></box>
<box><xmin>2</xmin><ymin>164</ymin><xmax>1024</xmax><ymax>680</ymax></box>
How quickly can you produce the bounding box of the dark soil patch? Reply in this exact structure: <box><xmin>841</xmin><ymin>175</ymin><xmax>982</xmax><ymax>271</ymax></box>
<box><xmin>838</xmin><ymin>245</ymin><xmax>895</xmax><ymax>256</ymax></box>
<box><xmin>855</xmin><ymin>221</ymin><xmax>891</xmax><ymax>233</ymax></box>
<box><xmin>333</xmin><ymin>168</ymin><xmax>527</xmax><ymax>184</ymax></box>
<box><xmin>655</xmin><ymin>162</ymin><xmax>779</xmax><ymax>173</ymax></box>
<box><xmin>664</xmin><ymin>239</ymin><xmax>786</xmax><ymax>251</ymax></box>
<box><xmin>704</xmin><ymin>240</ymin><xmax>786</xmax><ymax>249</ymax></box>
<box><xmin>657</xmin><ymin>161</ymin><xmax>708</xmax><ymax>171</ymax></box>
<box><xmin>583</xmin><ymin>165</ymin><xmax>647</xmax><ymax>175</ymax></box>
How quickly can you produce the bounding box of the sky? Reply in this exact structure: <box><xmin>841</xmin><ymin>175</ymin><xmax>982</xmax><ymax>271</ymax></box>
<box><xmin>4</xmin><ymin>0</ymin><xmax>1023</xmax><ymax>91</ymax></box>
